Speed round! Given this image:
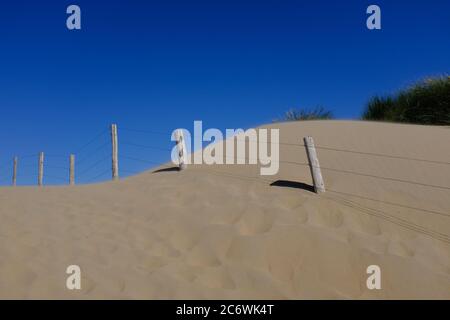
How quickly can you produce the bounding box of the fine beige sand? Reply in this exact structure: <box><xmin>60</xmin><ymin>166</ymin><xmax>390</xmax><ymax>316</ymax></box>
<box><xmin>0</xmin><ymin>120</ymin><xmax>449</xmax><ymax>299</ymax></box>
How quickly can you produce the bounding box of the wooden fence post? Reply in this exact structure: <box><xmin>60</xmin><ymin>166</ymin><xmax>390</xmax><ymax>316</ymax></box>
<box><xmin>175</xmin><ymin>129</ymin><xmax>187</xmax><ymax>170</ymax></box>
<box><xmin>38</xmin><ymin>152</ymin><xmax>44</xmax><ymax>186</ymax></box>
<box><xmin>303</xmin><ymin>136</ymin><xmax>325</xmax><ymax>193</ymax></box>
<box><xmin>12</xmin><ymin>156</ymin><xmax>18</xmax><ymax>186</ymax></box>
<box><xmin>69</xmin><ymin>154</ymin><xmax>75</xmax><ymax>185</ymax></box>
<box><xmin>111</xmin><ymin>124</ymin><xmax>119</xmax><ymax>180</ymax></box>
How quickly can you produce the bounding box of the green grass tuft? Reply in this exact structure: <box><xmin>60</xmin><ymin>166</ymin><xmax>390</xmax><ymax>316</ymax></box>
<box><xmin>362</xmin><ymin>76</ymin><xmax>450</xmax><ymax>125</ymax></box>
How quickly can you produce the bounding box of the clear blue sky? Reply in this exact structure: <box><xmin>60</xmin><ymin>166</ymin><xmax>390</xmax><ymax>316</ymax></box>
<box><xmin>0</xmin><ymin>0</ymin><xmax>449</xmax><ymax>185</ymax></box>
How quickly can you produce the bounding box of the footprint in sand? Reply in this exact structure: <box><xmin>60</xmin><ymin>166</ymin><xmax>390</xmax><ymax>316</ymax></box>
<box><xmin>344</xmin><ymin>209</ymin><xmax>382</xmax><ymax>236</ymax></box>
<box><xmin>168</xmin><ymin>221</ymin><xmax>202</xmax><ymax>251</ymax></box>
<box><xmin>387</xmin><ymin>239</ymin><xmax>415</xmax><ymax>258</ymax></box>
<box><xmin>135</xmin><ymin>255</ymin><xmax>168</xmax><ymax>274</ymax></box>
<box><xmin>150</xmin><ymin>241</ymin><xmax>181</xmax><ymax>258</ymax></box>
<box><xmin>186</xmin><ymin>242</ymin><xmax>222</xmax><ymax>267</ymax></box>
<box><xmin>304</xmin><ymin>200</ymin><xmax>344</xmax><ymax>228</ymax></box>
<box><xmin>208</xmin><ymin>205</ymin><xmax>245</xmax><ymax>226</ymax></box>
<box><xmin>346</xmin><ymin>231</ymin><xmax>387</xmax><ymax>255</ymax></box>
<box><xmin>272</xmin><ymin>194</ymin><xmax>308</xmax><ymax>210</ymax></box>
<box><xmin>236</xmin><ymin>206</ymin><xmax>275</xmax><ymax>235</ymax></box>
<box><xmin>194</xmin><ymin>266</ymin><xmax>236</xmax><ymax>290</ymax></box>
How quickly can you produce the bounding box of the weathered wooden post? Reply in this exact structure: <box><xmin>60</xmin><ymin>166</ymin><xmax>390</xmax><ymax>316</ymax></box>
<box><xmin>12</xmin><ymin>156</ymin><xmax>18</xmax><ymax>186</ymax></box>
<box><xmin>38</xmin><ymin>152</ymin><xmax>44</xmax><ymax>186</ymax></box>
<box><xmin>111</xmin><ymin>124</ymin><xmax>119</xmax><ymax>180</ymax></box>
<box><xmin>304</xmin><ymin>136</ymin><xmax>325</xmax><ymax>193</ymax></box>
<box><xmin>175</xmin><ymin>129</ymin><xmax>188</xmax><ymax>170</ymax></box>
<box><xmin>69</xmin><ymin>154</ymin><xmax>75</xmax><ymax>185</ymax></box>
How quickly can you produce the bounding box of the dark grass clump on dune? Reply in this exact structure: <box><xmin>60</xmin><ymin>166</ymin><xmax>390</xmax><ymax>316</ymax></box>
<box><xmin>275</xmin><ymin>106</ymin><xmax>334</xmax><ymax>122</ymax></box>
<box><xmin>362</xmin><ymin>76</ymin><xmax>450</xmax><ymax>125</ymax></box>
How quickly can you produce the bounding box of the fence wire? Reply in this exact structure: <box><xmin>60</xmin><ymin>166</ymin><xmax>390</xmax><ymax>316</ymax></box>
<box><xmin>1</xmin><ymin>125</ymin><xmax>449</xmax><ymax>244</ymax></box>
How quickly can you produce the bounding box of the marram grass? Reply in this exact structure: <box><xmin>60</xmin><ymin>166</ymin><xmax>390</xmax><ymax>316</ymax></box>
<box><xmin>362</xmin><ymin>76</ymin><xmax>450</xmax><ymax>125</ymax></box>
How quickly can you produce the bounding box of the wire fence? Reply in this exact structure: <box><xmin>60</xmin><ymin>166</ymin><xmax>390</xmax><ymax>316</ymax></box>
<box><xmin>0</xmin><ymin>125</ymin><xmax>176</xmax><ymax>186</ymax></box>
<box><xmin>169</xmin><ymin>165</ymin><xmax>450</xmax><ymax>244</ymax></box>
<box><xmin>0</xmin><ymin>124</ymin><xmax>449</xmax><ymax>243</ymax></box>
<box><xmin>1</xmin><ymin>125</ymin><xmax>450</xmax><ymax>190</ymax></box>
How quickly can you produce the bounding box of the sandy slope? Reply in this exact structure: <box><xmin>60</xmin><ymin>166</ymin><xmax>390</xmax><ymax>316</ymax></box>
<box><xmin>0</xmin><ymin>120</ymin><xmax>449</xmax><ymax>299</ymax></box>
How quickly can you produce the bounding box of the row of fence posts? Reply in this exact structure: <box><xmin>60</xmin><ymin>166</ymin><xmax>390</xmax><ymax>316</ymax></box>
<box><xmin>5</xmin><ymin>124</ymin><xmax>326</xmax><ymax>194</ymax></box>
<box><xmin>5</xmin><ymin>125</ymin><xmax>188</xmax><ymax>187</ymax></box>
<box><xmin>10</xmin><ymin>151</ymin><xmax>75</xmax><ymax>186</ymax></box>
<box><xmin>7</xmin><ymin>124</ymin><xmax>118</xmax><ymax>187</ymax></box>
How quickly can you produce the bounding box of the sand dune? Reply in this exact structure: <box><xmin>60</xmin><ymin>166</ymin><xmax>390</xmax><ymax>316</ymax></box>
<box><xmin>0</xmin><ymin>120</ymin><xmax>449</xmax><ymax>299</ymax></box>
